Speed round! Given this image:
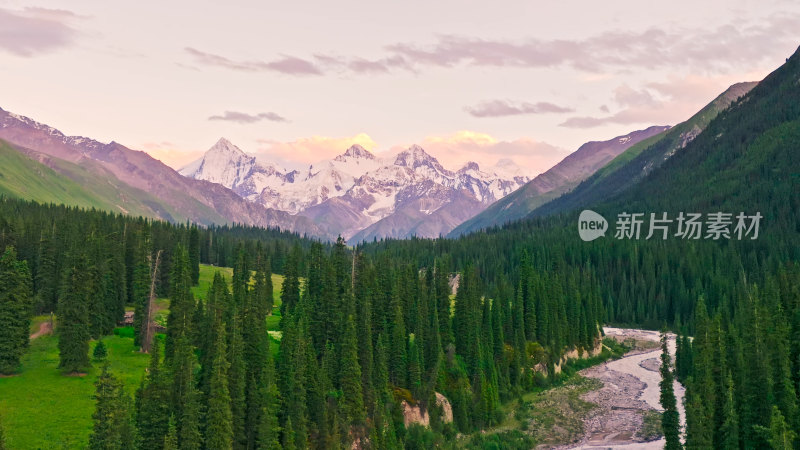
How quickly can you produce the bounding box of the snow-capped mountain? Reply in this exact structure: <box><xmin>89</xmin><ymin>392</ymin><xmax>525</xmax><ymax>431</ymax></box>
<box><xmin>180</xmin><ymin>140</ymin><xmax>532</xmax><ymax>240</ymax></box>
<box><xmin>0</xmin><ymin>108</ymin><xmax>325</xmax><ymax>236</ymax></box>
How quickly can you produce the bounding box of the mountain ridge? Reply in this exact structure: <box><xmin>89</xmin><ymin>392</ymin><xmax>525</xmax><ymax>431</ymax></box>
<box><xmin>181</xmin><ymin>138</ymin><xmax>533</xmax><ymax>239</ymax></box>
<box><xmin>0</xmin><ymin>108</ymin><xmax>326</xmax><ymax>237</ymax></box>
<box><xmin>448</xmin><ymin>125</ymin><xmax>670</xmax><ymax>237</ymax></box>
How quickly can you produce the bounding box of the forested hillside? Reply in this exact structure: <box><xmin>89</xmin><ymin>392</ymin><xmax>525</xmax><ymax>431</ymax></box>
<box><xmin>0</xmin><ymin>197</ymin><xmax>603</xmax><ymax>448</ymax></box>
<box><xmin>530</xmin><ymin>81</ymin><xmax>757</xmax><ymax>219</ymax></box>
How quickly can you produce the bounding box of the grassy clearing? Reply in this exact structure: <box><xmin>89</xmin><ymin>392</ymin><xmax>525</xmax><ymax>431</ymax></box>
<box><xmin>1</xmin><ymin>264</ymin><xmax>292</xmax><ymax>448</ymax></box>
<box><xmin>0</xmin><ymin>335</ymin><xmax>151</xmax><ymax>449</ymax></box>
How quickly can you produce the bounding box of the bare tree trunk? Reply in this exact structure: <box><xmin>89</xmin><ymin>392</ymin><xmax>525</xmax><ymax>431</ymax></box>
<box><xmin>141</xmin><ymin>249</ymin><xmax>162</xmax><ymax>353</ymax></box>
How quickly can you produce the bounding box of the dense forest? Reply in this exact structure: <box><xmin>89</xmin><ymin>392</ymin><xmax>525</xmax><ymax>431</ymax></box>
<box><xmin>0</xmin><ymin>198</ymin><xmax>604</xmax><ymax>448</ymax></box>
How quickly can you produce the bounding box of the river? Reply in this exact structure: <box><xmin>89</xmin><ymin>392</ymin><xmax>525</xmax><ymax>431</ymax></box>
<box><xmin>565</xmin><ymin>327</ymin><xmax>686</xmax><ymax>449</ymax></box>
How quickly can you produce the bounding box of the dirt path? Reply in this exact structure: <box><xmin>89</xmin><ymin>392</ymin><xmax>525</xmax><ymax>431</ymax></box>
<box><xmin>29</xmin><ymin>321</ymin><xmax>52</xmax><ymax>340</ymax></box>
<box><xmin>564</xmin><ymin>327</ymin><xmax>685</xmax><ymax>449</ymax></box>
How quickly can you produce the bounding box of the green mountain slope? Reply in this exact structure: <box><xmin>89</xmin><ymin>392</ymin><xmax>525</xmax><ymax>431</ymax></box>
<box><xmin>448</xmin><ymin>126</ymin><xmax>668</xmax><ymax>237</ymax></box>
<box><xmin>599</xmin><ymin>51</ymin><xmax>799</xmax><ymax>225</ymax></box>
<box><xmin>0</xmin><ymin>140</ymin><xmax>179</xmax><ymax>219</ymax></box>
<box><xmin>530</xmin><ymin>81</ymin><xmax>757</xmax><ymax>218</ymax></box>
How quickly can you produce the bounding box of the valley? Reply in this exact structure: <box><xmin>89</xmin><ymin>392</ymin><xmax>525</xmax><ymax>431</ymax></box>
<box><xmin>0</xmin><ymin>4</ymin><xmax>798</xmax><ymax>448</ymax></box>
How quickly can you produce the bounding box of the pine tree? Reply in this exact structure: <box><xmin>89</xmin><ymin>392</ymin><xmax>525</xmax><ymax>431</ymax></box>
<box><xmin>279</xmin><ymin>245</ymin><xmax>301</xmax><ymax>320</ymax></box>
<box><xmin>0</xmin><ymin>246</ymin><xmax>33</xmax><ymax>374</ymax></box>
<box><xmin>165</xmin><ymin>244</ymin><xmax>194</xmax><ymax>360</ymax></box>
<box><xmin>169</xmin><ymin>333</ymin><xmax>196</xmax><ymax>442</ymax></box>
<box><xmin>178</xmin><ymin>384</ymin><xmax>202</xmax><ymax>450</ymax></box>
<box><xmin>93</xmin><ymin>340</ymin><xmax>108</xmax><ymax>361</ymax></box>
<box><xmin>188</xmin><ymin>226</ymin><xmax>200</xmax><ymax>285</ymax></box>
<box><xmin>89</xmin><ymin>363</ymin><xmax>135</xmax><ymax>450</ymax></box>
<box><xmin>659</xmin><ymin>333</ymin><xmax>681</xmax><ymax>450</ymax></box>
<box><xmin>206</xmin><ymin>327</ymin><xmax>233</xmax><ymax>450</ymax></box>
<box><xmin>434</xmin><ymin>258</ymin><xmax>453</xmax><ymax>349</ymax></box>
<box><xmin>227</xmin><ymin>311</ymin><xmax>247</xmax><ymax>449</ymax></box>
<box><xmin>58</xmin><ymin>249</ymin><xmax>92</xmax><ymax>374</ymax></box>
<box><xmin>388</xmin><ymin>294</ymin><xmax>407</xmax><ymax>386</ymax></box>
<box><xmin>35</xmin><ymin>233</ymin><xmax>58</xmax><ymax>313</ymax></box>
<box><xmin>163</xmin><ymin>418</ymin><xmax>178</xmax><ymax>450</ymax></box>
<box><xmin>256</xmin><ymin>353</ymin><xmax>281</xmax><ymax>450</ymax></box>
<box><xmin>136</xmin><ymin>339</ymin><xmax>171</xmax><ymax>449</ymax></box>
<box><xmin>132</xmin><ymin>229</ymin><xmax>151</xmax><ymax>348</ymax></box>
<box><xmin>758</xmin><ymin>405</ymin><xmax>797</xmax><ymax>450</ymax></box>
<box><xmin>339</xmin><ymin>312</ymin><xmax>366</xmax><ymax>432</ymax></box>
<box><xmin>719</xmin><ymin>371</ymin><xmax>739</xmax><ymax>449</ymax></box>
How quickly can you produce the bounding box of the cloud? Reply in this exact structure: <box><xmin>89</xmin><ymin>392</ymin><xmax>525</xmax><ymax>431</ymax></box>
<box><xmin>383</xmin><ymin>14</ymin><xmax>799</xmax><ymax>74</ymax></box>
<box><xmin>185</xmin><ymin>47</ymin><xmax>322</xmax><ymax>75</ymax></box>
<box><xmin>465</xmin><ymin>100</ymin><xmax>573</xmax><ymax>118</ymax></box>
<box><xmin>411</xmin><ymin>131</ymin><xmax>568</xmax><ymax>174</ymax></box>
<box><xmin>0</xmin><ymin>7</ymin><xmax>80</xmax><ymax>56</ymax></box>
<box><xmin>313</xmin><ymin>53</ymin><xmax>413</xmax><ymax>74</ymax></box>
<box><xmin>183</xmin><ymin>14</ymin><xmax>798</xmax><ymax>79</ymax></box>
<box><xmin>560</xmin><ymin>73</ymin><xmax>758</xmax><ymax>128</ymax></box>
<box><xmin>208</xmin><ymin>110</ymin><xmax>288</xmax><ymax>124</ymax></box>
<box><xmin>256</xmin><ymin>133</ymin><xmax>378</xmax><ymax>165</ymax></box>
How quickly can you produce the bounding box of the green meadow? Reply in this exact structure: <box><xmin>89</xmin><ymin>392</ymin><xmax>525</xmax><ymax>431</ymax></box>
<box><xmin>0</xmin><ymin>264</ymin><xmax>286</xmax><ymax>449</ymax></box>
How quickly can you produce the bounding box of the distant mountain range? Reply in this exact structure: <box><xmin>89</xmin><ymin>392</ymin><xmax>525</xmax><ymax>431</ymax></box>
<box><xmin>180</xmin><ymin>140</ymin><xmax>531</xmax><ymax>240</ymax></box>
<box><xmin>0</xmin><ymin>74</ymin><xmax>760</xmax><ymax>242</ymax></box>
<box><xmin>528</xmin><ymin>81</ymin><xmax>758</xmax><ymax>220</ymax></box>
<box><xmin>448</xmin><ymin>126</ymin><xmax>670</xmax><ymax>236</ymax></box>
<box><xmin>0</xmin><ymin>109</ymin><xmax>324</xmax><ymax>237</ymax></box>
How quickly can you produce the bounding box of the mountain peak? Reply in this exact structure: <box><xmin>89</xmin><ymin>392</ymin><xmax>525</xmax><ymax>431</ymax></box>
<box><xmin>208</xmin><ymin>137</ymin><xmax>246</xmax><ymax>156</ymax></box>
<box><xmin>395</xmin><ymin>144</ymin><xmax>438</xmax><ymax>167</ymax></box>
<box><xmin>335</xmin><ymin>144</ymin><xmax>375</xmax><ymax>161</ymax></box>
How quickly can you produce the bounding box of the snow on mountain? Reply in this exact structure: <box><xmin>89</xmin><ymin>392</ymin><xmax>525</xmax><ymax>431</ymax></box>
<box><xmin>180</xmin><ymin>139</ymin><xmax>533</xmax><ymax>239</ymax></box>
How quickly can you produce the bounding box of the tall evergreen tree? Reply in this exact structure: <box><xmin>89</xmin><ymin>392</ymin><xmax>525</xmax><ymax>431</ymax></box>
<box><xmin>188</xmin><ymin>226</ymin><xmax>200</xmax><ymax>285</ymax></box>
<box><xmin>659</xmin><ymin>333</ymin><xmax>681</xmax><ymax>450</ymax></box>
<box><xmin>136</xmin><ymin>339</ymin><xmax>171</xmax><ymax>449</ymax></box>
<box><xmin>0</xmin><ymin>247</ymin><xmax>33</xmax><ymax>374</ymax></box>
<box><xmin>178</xmin><ymin>384</ymin><xmax>202</xmax><ymax>450</ymax></box>
<box><xmin>89</xmin><ymin>364</ymin><xmax>136</xmax><ymax>450</ymax></box>
<box><xmin>279</xmin><ymin>245</ymin><xmax>301</xmax><ymax>320</ymax></box>
<box><xmin>132</xmin><ymin>229</ymin><xmax>152</xmax><ymax>348</ymax></box>
<box><xmin>206</xmin><ymin>327</ymin><xmax>234</xmax><ymax>450</ymax></box>
<box><xmin>165</xmin><ymin>244</ymin><xmax>194</xmax><ymax>360</ymax></box>
<box><xmin>58</xmin><ymin>249</ymin><xmax>92</xmax><ymax>373</ymax></box>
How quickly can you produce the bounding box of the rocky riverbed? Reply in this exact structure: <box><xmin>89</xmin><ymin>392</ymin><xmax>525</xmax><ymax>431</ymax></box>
<box><xmin>561</xmin><ymin>327</ymin><xmax>686</xmax><ymax>449</ymax></box>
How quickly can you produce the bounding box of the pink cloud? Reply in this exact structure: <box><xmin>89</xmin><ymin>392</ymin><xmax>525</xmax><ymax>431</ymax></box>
<box><xmin>385</xmin><ymin>15</ymin><xmax>799</xmax><ymax>74</ymax></box>
<box><xmin>561</xmin><ymin>73</ymin><xmax>760</xmax><ymax>128</ymax></box>
<box><xmin>0</xmin><ymin>7</ymin><xmax>80</xmax><ymax>56</ymax></box>
<box><xmin>208</xmin><ymin>111</ymin><xmax>288</xmax><ymax>124</ymax></box>
<box><xmin>465</xmin><ymin>100</ymin><xmax>573</xmax><ymax>118</ymax></box>
<box><xmin>185</xmin><ymin>47</ymin><xmax>323</xmax><ymax>76</ymax></box>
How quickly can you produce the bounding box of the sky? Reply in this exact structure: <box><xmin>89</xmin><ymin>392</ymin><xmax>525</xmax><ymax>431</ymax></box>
<box><xmin>1</xmin><ymin>0</ymin><xmax>798</xmax><ymax>174</ymax></box>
